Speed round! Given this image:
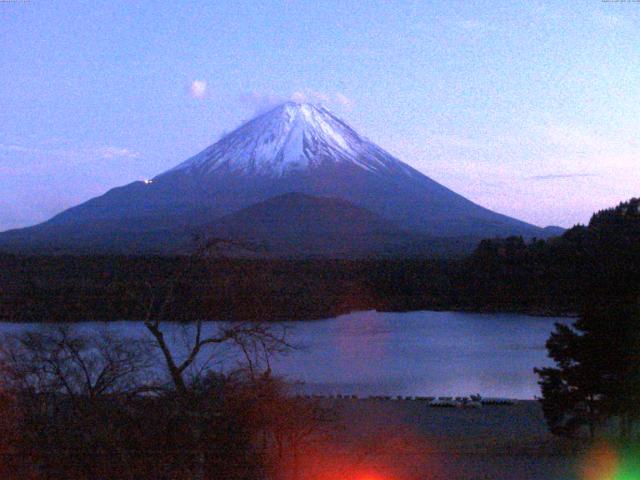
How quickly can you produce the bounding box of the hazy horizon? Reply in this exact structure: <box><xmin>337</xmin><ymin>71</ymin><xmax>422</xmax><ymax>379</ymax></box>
<box><xmin>2</xmin><ymin>1</ymin><xmax>639</xmax><ymax>231</ymax></box>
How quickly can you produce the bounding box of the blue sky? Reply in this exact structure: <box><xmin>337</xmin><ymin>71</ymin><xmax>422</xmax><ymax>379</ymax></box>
<box><xmin>1</xmin><ymin>0</ymin><xmax>639</xmax><ymax>230</ymax></box>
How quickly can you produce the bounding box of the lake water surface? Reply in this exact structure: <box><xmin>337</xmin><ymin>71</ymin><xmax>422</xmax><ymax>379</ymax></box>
<box><xmin>0</xmin><ymin>310</ymin><xmax>569</xmax><ymax>399</ymax></box>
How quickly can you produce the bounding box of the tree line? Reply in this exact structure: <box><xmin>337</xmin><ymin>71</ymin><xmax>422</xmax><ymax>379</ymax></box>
<box><xmin>535</xmin><ymin>198</ymin><xmax>640</xmax><ymax>440</ymax></box>
<box><xmin>0</xmin><ymin>233</ymin><xmax>602</xmax><ymax>323</ymax></box>
<box><xmin>4</xmin><ymin>199</ymin><xmax>640</xmax><ymax>324</ymax></box>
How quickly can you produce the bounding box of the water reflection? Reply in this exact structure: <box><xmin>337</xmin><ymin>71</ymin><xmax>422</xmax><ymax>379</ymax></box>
<box><xmin>0</xmin><ymin>310</ymin><xmax>569</xmax><ymax>399</ymax></box>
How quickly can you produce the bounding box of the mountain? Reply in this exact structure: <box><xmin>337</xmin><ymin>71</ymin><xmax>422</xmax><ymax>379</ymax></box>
<box><xmin>201</xmin><ymin>192</ymin><xmax>478</xmax><ymax>258</ymax></box>
<box><xmin>540</xmin><ymin>225</ymin><xmax>566</xmax><ymax>237</ymax></box>
<box><xmin>0</xmin><ymin>102</ymin><xmax>559</xmax><ymax>255</ymax></box>
<box><xmin>203</xmin><ymin>192</ymin><xmax>409</xmax><ymax>257</ymax></box>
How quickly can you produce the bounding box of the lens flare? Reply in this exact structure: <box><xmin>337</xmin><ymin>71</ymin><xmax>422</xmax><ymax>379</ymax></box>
<box><xmin>580</xmin><ymin>441</ymin><xmax>640</xmax><ymax>480</ymax></box>
<box><xmin>581</xmin><ymin>443</ymin><xmax>619</xmax><ymax>480</ymax></box>
<box><xmin>356</xmin><ymin>474</ymin><xmax>388</xmax><ymax>480</ymax></box>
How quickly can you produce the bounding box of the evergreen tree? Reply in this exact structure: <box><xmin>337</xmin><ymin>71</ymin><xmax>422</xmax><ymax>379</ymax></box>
<box><xmin>536</xmin><ymin>296</ymin><xmax>640</xmax><ymax>438</ymax></box>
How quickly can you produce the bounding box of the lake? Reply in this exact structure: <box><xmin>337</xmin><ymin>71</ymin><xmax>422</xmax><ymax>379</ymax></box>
<box><xmin>0</xmin><ymin>310</ymin><xmax>569</xmax><ymax>399</ymax></box>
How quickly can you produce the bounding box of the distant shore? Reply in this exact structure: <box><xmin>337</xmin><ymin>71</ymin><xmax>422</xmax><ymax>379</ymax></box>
<box><xmin>0</xmin><ymin>254</ymin><xmax>581</xmax><ymax>322</ymax></box>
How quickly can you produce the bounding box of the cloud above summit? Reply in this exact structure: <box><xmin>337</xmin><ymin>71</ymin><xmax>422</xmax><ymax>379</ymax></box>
<box><xmin>189</xmin><ymin>80</ymin><xmax>207</xmax><ymax>99</ymax></box>
<box><xmin>238</xmin><ymin>90</ymin><xmax>354</xmax><ymax>115</ymax></box>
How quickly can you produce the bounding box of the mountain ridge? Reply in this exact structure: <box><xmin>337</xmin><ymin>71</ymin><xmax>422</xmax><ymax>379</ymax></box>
<box><xmin>0</xmin><ymin>102</ymin><xmax>562</xmax><ymax>255</ymax></box>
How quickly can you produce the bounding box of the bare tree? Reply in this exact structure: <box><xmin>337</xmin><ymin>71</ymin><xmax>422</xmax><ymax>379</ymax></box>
<box><xmin>0</xmin><ymin>325</ymin><xmax>153</xmax><ymax>402</ymax></box>
<box><xmin>140</xmin><ymin>242</ymin><xmax>292</xmax><ymax>396</ymax></box>
<box><xmin>143</xmin><ymin>314</ymin><xmax>290</xmax><ymax>395</ymax></box>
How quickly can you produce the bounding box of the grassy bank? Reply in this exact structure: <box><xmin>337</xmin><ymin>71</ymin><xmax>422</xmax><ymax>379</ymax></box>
<box><xmin>310</xmin><ymin>398</ymin><xmax>585</xmax><ymax>480</ymax></box>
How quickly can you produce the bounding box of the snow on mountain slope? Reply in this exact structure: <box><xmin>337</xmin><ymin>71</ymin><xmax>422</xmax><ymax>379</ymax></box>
<box><xmin>163</xmin><ymin>102</ymin><xmax>417</xmax><ymax>178</ymax></box>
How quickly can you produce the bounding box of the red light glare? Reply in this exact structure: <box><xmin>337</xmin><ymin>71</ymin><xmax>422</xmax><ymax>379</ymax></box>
<box><xmin>356</xmin><ymin>474</ymin><xmax>387</xmax><ymax>480</ymax></box>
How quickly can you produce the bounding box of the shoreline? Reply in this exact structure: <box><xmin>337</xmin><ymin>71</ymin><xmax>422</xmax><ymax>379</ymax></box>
<box><xmin>302</xmin><ymin>396</ymin><xmax>585</xmax><ymax>479</ymax></box>
<box><xmin>0</xmin><ymin>306</ymin><xmax>578</xmax><ymax>323</ymax></box>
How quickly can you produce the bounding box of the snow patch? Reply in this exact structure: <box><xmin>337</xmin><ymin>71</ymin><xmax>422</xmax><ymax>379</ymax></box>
<box><xmin>166</xmin><ymin>102</ymin><xmax>411</xmax><ymax>179</ymax></box>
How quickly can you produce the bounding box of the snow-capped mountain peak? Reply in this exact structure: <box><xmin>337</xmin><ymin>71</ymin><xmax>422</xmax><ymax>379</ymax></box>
<box><xmin>165</xmin><ymin>102</ymin><xmax>411</xmax><ymax>178</ymax></box>
<box><xmin>0</xmin><ymin>101</ymin><xmax>552</xmax><ymax>253</ymax></box>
